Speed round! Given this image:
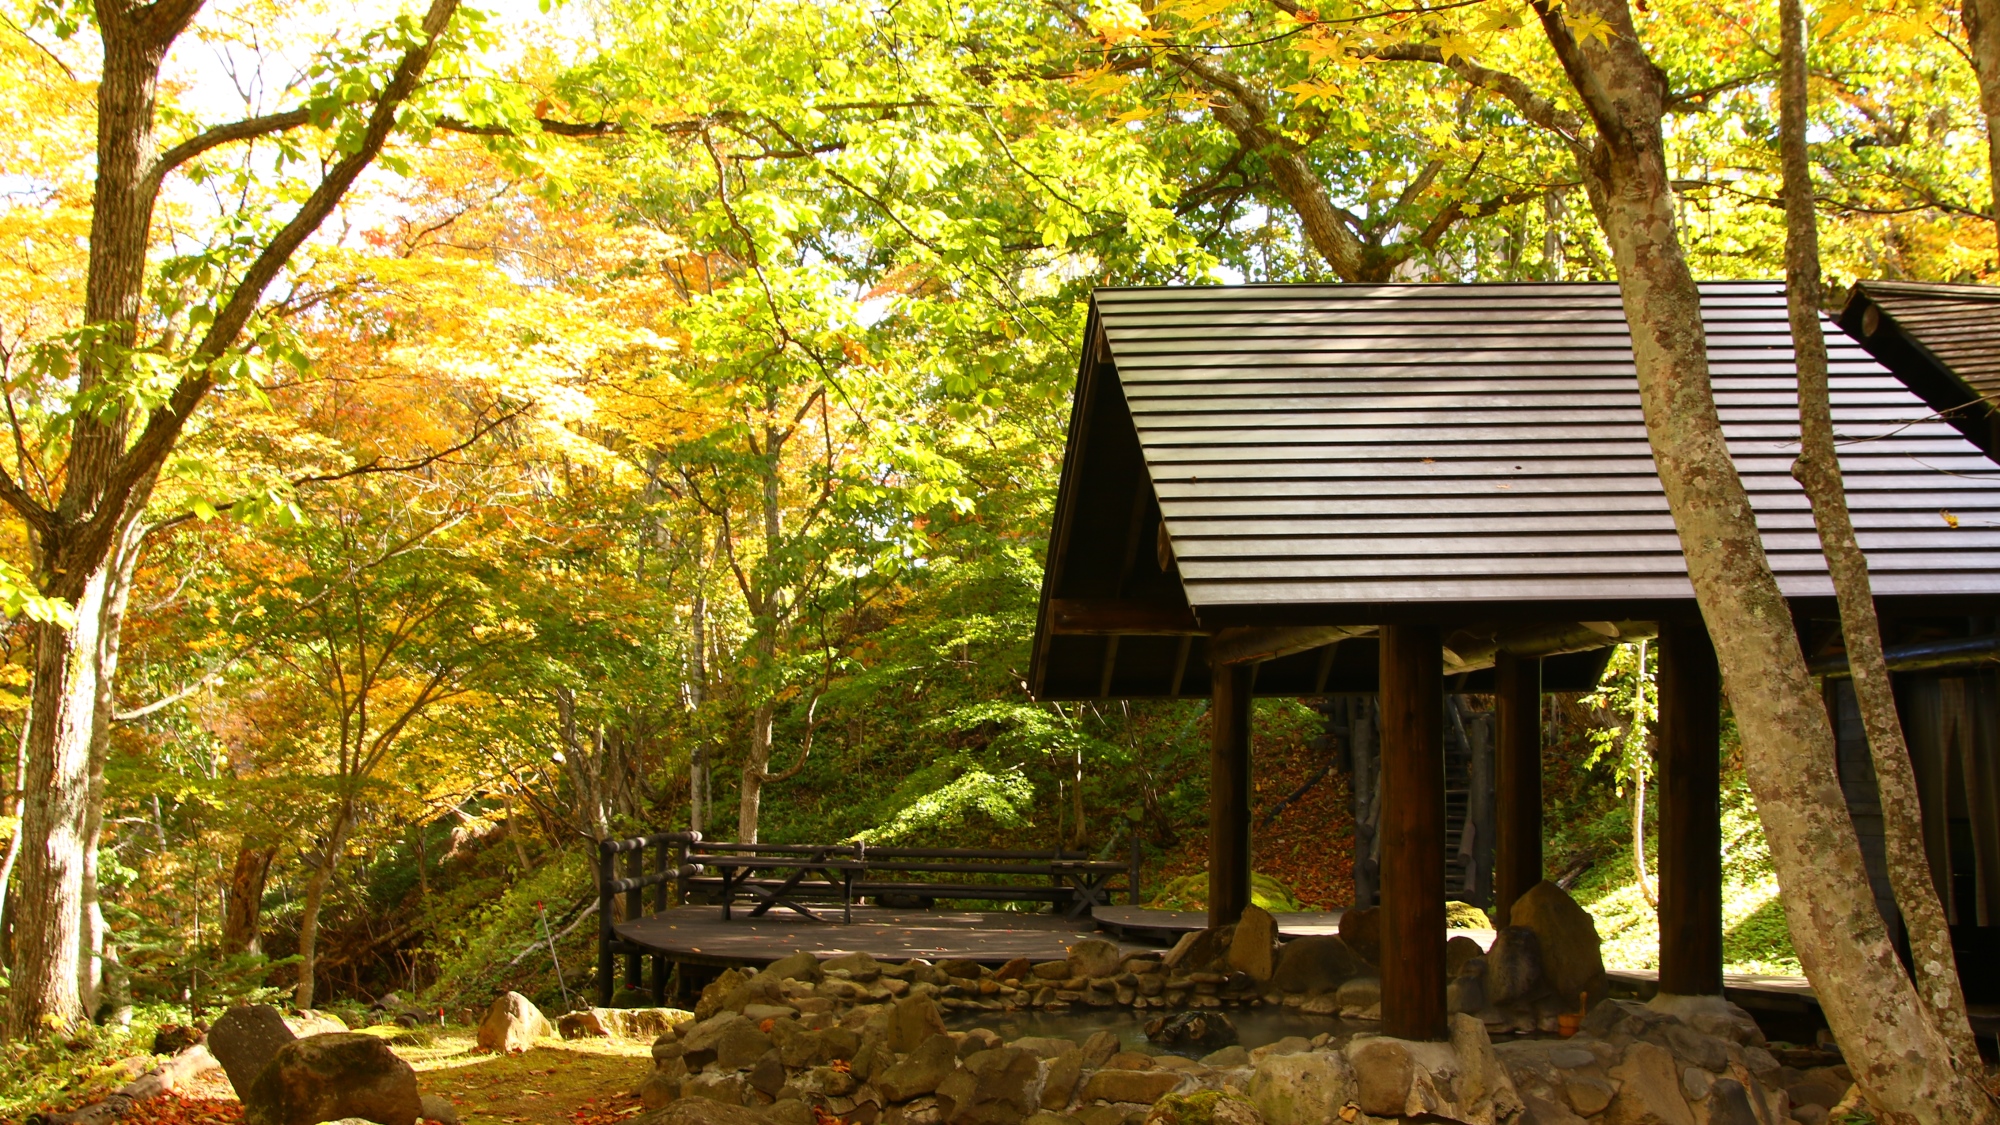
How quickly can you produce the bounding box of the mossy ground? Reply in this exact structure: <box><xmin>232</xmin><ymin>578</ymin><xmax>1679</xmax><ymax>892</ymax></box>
<box><xmin>1565</xmin><ymin>775</ymin><xmax>1801</xmax><ymax>976</ymax></box>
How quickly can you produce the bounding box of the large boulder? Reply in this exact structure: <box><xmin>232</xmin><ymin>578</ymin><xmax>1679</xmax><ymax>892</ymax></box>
<box><xmin>1163</xmin><ymin>927</ymin><xmax>1233</xmax><ymax>973</ymax></box>
<box><xmin>1508</xmin><ymin>882</ymin><xmax>1608</xmax><ymax>1008</ymax></box>
<box><xmin>1269</xmin><ymin>936</ymin><xmax>1364</xmax><ymax>994</ymax></box>
<box><xmin>562</xmin><ymin>1007</ymin><xmax>694</xmax><ymax>1041</ymax></box>
<box><xmin>756</xmin><ymin>952</ymin><xmax>823</xmax><ymax>986</ymax></box>
<box><xmin>243</xmin><ymin>1033</ymin><xmax>421</xmax><ymax>1125</ymax></box>
<box><xmin>877</xmin><ymin>1035</ymin><xmax>960</xmax><ymax>1102</ymax></box>
<box><xmin>937</xmin><ymin>1047</ymin><xmax>1042</xmax><ymax>1125</ymax></box>
<box><xmin>1066</xmin><ymin>940</ymin><xmax>1122</xmax><ymax>980</ymax></box>
<box><xmin>1337</xmin><ymin>908</ymin><xmax>1379</xmax><ymax>965</ymax></box>
<box><xmin>1483</xmin><ymin>928</ymin><xmax>1546</xmax><ymax>1007</ymax></box>
<box><xmin>888</xmin><ymin>994</ymin><xmax>949</xmax><ymax>1052</ymax></box>
<box><xmin>477</xmin><ymin>993</ymin><xmax>549</xmax><ymax>1054</ymax></box>
<box><xmin>286</xmin><ymin>1012</ymin><xmax>350</xmax><ymax>1038</ymax></box>
<box><xmin>1226</xmin><ymin>907</ymin><xmax>1279</xmax><ymax>984</ymax></box>
<box><xmin>1246</xmin><ymin>1051</ymin><xmax>1353</xmax><ymax>1125</ymax></box>
<box><xmin>1078</xmin><ymin>1069</ymin><xmax>1182</xmax><ymax>1105</ymax></box>
<box><xmin>1603</xmin><ymin>1041</ymin><xmax>1695</xmax><ymax>1125</ymax></box>
<box><xmin>208</xmin><ymin>1005</ymin><xmax>296</xmax><ymax>1096</ymax></box>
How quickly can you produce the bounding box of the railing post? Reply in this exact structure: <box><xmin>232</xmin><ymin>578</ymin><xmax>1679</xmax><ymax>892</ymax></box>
<box><xmin>623</xmin><ymin>845</ymin><xmax>643</xmax><ymax>994</ymax></box>
<box><xmin>671</xmin><ymin>832</ymin><xmax>691</xmax><ymax>907</ymax></box>
<box><xmin>596</xmin><ymin>839</ymin><xmax>615</xmax><ymax>1007</ymax></box>
<box><xmin>1129</xmin><ymin>835</ymin><xmax>1143</xmax><ymax>906</ymax></box>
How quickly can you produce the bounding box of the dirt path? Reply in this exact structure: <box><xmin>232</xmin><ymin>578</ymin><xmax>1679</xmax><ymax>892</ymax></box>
<box><xmin>124</xmin><ymin>1029</ymin><xmax>653</xmax><ymax>1125</ymax></box>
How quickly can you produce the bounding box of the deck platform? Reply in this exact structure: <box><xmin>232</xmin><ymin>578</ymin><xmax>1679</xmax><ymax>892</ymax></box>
<box><xmin>617</xmin><ymin>905</ymin><xmax>1155</xmax><ymax>968</ymax></box>
<box><xmin>1090</xmin><ymin>905</ymin><xmax>1345</xmax><ymax>943</ymax></box>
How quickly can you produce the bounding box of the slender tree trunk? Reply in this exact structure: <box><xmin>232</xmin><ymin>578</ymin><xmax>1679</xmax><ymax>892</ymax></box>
<box><xmin>78</xmin><ymin>517</ymin><xmax>142</xmax><ymax>1017</ymax></box>
<box><xmin>739</xmin><ymin>694</ymin><xmax>775</xmax><ymax>844</ymax></box>
<box><xmin>0</xmin><ymin>706</ymin><xmax>30</xmax><ymax>948</ymax></box>
<box><xmin>1531</xmin><ymin>1</ymin><xmax>1997</xmax><ymax>1117</ymax></box>
<box><xmin>1780</xmin><ymin>0</ymin><xmax>1984</xmax><ymax>1068</ymax></box>
<box><xmin>221</xmin><ymin>844</ymin><xmax>276</xmax><ymax>955</ymax></box>
<box><xmin>293</xmin><ymin>803</ymin><xmax>352</xmax><ymax>1011</ymax></box>
<box><xmin>1965</xmin><ymin>0</ymin><xmax>2000</xmax><ymax>243</ymax></box>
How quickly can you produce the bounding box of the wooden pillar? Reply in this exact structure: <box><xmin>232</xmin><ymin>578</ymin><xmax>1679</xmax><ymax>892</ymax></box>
<box><xmin>1209</xmin><ymin>661</ymin><xmax>1254</xmax><ymax>929</ymax></box>
<box><xmin>1380</xmin><ymin>623</ymin><xmax>1447</xmax><ymax>1041</ymax></box>
<box><xmin>1658</xmin><ymin>619</ymin><xmax>1724</xmax><ymax>996</ymax></box>
<box><xmin>1493</xmin><ymin>652</ymin><xmax>1543</xmax><ymax>929</ymax></box>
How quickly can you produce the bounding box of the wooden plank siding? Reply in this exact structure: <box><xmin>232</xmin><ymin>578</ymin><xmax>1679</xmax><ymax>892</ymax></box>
<box><xmin>1029</xmin><ymin>280</ymin><xmax>2000</xmax><ymax>700</ymax></box>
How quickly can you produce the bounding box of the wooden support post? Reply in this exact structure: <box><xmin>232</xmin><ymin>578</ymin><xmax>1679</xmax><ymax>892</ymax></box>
<box><xmin>1658</xmin><ymin>619</ymin><xmax>1724</xmax><ymax>997</ymax></box>
<box><xmin>1209</xmin><ymin>661</ymin><xmax>1254</xmax><ymax>929</ymax></box>
<box><xmin>597</xmin><ymin>841</ymin><xmax>616</xmax><ymax>1006</ymax></box>
<box><xmin>1380</xmin><ymin>623</ymin><xmax>1448</xmax><ymax>1041</ymax></box>
<box><xmin>1494</xmin><ymin>652</ymin><xmax>1543</xmax><ymax>929</ymax></box>
<box><xmin>623</xmin><ymin>848</ymin><xmax>643</xmax><ymax>992</ymax></box>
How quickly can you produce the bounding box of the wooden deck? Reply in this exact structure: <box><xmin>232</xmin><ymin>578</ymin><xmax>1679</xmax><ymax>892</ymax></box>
<box><xmin>617</xmin><ymin>905</ymin><xmax>1153</xmax><ymax>968</ymax></box>
<box><xmin>1090</xmin><ymin>905</ymin><xmax>1345</xmax><ymax>943</ymax></box>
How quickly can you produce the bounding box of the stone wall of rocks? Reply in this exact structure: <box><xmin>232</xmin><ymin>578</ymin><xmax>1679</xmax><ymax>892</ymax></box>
<box><xmin>630</xmin><ymin>946</ymin><xmax>1851</xmax><ymax>1125</ymax></box>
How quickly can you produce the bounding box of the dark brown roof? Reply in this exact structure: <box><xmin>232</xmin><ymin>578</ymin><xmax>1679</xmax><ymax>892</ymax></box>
<box><xmin>1030</xmin><ymin>280</ymin><xmax>2000</xmax><ymax>700</ymax></box>
<box><xmin>1840</xmin><ymin>280</ymin><xmax>2000</xmax><ymax>458</ymax></box>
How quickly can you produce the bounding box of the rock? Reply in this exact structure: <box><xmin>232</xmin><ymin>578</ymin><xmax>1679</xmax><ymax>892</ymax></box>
<box><xmin>1347</xmin><ymin>1039</ymin><xmax>1419</xmax><ymax>1117</ymax></box>
<box><xmin>1245</xmin><ymin>1051</ymin><xmax>1352</xmax><ymax>1125</ymax></box>
<box><xmin>1448</xmin><ymin>1012</ymin><xmax>1525</xmax><ymax>1124</ymax></box>
<box><xmin>1483</xmin><ymin>928</ymin><xmax>1546</xmax><ymax>1007</ymax></box>
<box><xmin>749</xmin><ymin>1050</ymin><xmax>787</xmax><ymax>1098</ymax></box>
<box><xmin>939</xmin><ymin>1047</ymin><xmax>1041</xmax><ymax>1125</ymax></box>
<box><xmin>878</xmin><ymin>1035</ymin><xmax>960</xmax><ymax>1101</ymax></box>
<box><xmin>1201</xmin><ymin>1046</ymin><xmax>1249</xmax><ymax>1068</ymax></box>
<box><xmin>1604</xmin><ymin>1041</ymin><xmax>1694</xmax><ymax>1125</ymax></box>
<box><xmin>1333</xmin><ymin>976</ymin><xmax>1379</xmax><ymax>1010</ymax></box>
<box><xmin>1078</xmin><ymin>1070</ymin><xmax>1182</xmax><ymax>1105</ymax></box>
<box><xmin>243</xmin><ymin>1033</ymin><xmax>422</xmax><ymax>1125</ymax></box>
<box><xmin>717</xmin><ymin>1022</ymin><xmax>774</xmax><ymax>1070</ymax></box>
<box><xmin>1163</xmin><ymin>928</ymin><xmax>1233</xmax><ymax>974</ymax></box>
<box><xmin>1268</xmin><ymin>937</ymin><xmax>1363</xmax><ymax>995</ymax></box>
<box><xmin>419</xmin><ymin>1093</ymin><xmax>458</xmax><ymax>1125</ymax></box>
<box><xmin>1144</xmin><ymin>1092</ymin><xmax>1262</xmax><ymax>1125</ymax></box>
<box><xmin>822</xmin><ymin>953</ymin><xmax>882</xmax><ymax>979</ymax></box>
<box><xmin>477</xmin><ymin>993</ymin><xmax>550</xmax><ymax>1054</ymax></box>
<box><xmin>996</xmin><ymin>958</ymin><xmax>1032</xmax><ymax>982</ymax></box>
<box><xmin>1032</xmin><ymin>961</ymin><xmax>1071</xmax><ymax>980</ymax></box>
<box><xmin>1445</xmin><ymin>936</ymin><xmax>1484</xmax><ymax>977</ymax></box>
<box><xmin>1081</xmin><ymin>1032</ymin><xmax>1121</xmax><ymax>1069</ymax></box>
<box><xmin>889</xmin><ymin>995</ymin><xmax>950</xmax><ymax>1052</ymax></box>
<box><xmin>682</xmin><ymin>1014</ymin><xmax>755</xmax><ymax>1069</ymax></box>
<box><xmin>758</xmin><ymin>952</ymin><xmax>824</xmax><ymax>986</ymax></box>
<box><xmin>1337</xmin><ymin>907</ymin><xmax>1379</xmax><ymax>965</ymax></box>
<box><xmin>286</xmin><ymin>1012</ymin><xmax>351</xmax><ymax>1038</ymax></box>
<box><xmin>1703</xmin><ymin>1079</ymin><xmax>1762</xmax><ymax>1125</ymax></box>
<box><xmin>696</xmin><ymin>970</ymin><xmax>752</xmax><ymax>1021</ymax></box>
<box><xmin>208</xmin><ymin>1005</ymin><xmax>297</xmax><ymax>1096</ymax></box>
<box><xmin>1024</xmin><ymin>1115</ymin><xmax>1082</xmax><ymax>1125</ymax></box>
<box><xmin>1066</xmin><ymin>941</ymin><xmax>1122</xmax><ymax>980</ymax></box>
<box><xmin>1565</xmin><ymin>1074</ymin><xmax>1615</xmax><ymax>1116</ymax></box>
<box><xmin>631</xmin><ymin>1099</ymin><xmax>770</xmax><ymax>1125</ymax></box>
<box><xmin>638</xmin><ymin>1070</ymin><xmax>680</xmax><ymax>1110</ymax></box>
<box><xmin>1041</xmin><ymin>1050</ymin><xmax>1085</xmax><ymax>1110</ymax></box>
<box><xmin>1448</xmin><ymin>960</ymin><xmax>1488</xmax><ymax>1015</ymax></box>
<box><xmin>1662</xmin><ymin>1024</ymin><xmax>1727</xmax><ymax>1072</ymax></box>
<box><xmin>1010</xmin><ymin>1038</ymin><xmax>1075</xmax><ymax>1060</ymax></box>
<box><xmin>1144</xmin><ymin>1011</ymin><xmax>1237</xmax><ymax>1051</ymax></box>
<box><xmin>684</xmin><ymin>1072</ymin><xmax>748</xmax><ymax>1106</ymax></box>
<box><xmin>1225</xmin><ymin>907</ymin><xmax>1278</xmax><ymax>983</ymax></box>
<box><xmin>1518</xmin><ymin>1092</ymin><xmax>1588</xmax><ymax>1125</ymax></box>
<box><xmin>769</xmin><ymin>1102</ymin><xmax>815</xmax><ymax>1125</ymax></box>
<box><xmin>1509</xmin><ymin>882</ymin><xmax>1608</xmax><ymax>1009</ymax></box>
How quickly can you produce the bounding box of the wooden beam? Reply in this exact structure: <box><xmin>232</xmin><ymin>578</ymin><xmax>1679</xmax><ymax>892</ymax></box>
<box><xmin>1493</xmin><ymin>652</ymin><xmax>1543</xmax><ymax>929</ymax></box>
<box><xmin>1209</xmin><ymin>662</ymin><xmax>1254</xmax><ymax>929</ymax></box>
<box><xmin>1047</xmin><ymin>598</ymin><xmax>1203</xmax><ymax>635</ymax></box>
<box><xmin>1380</xmin><ymin>623</ymin><xmax>1448</xmax><ymax>1041</ymax></box>
<box><xmin>1443</xmin><ymin>620</ymin><xmax>1658</xmax><ymax>675</ymax></box>
<box><xmin>1658</xmin><ymin>619</ymin><xmax>1724</xmax><ymax>997</ymax></box>
<box><xmin>1210</xmin><ymin>624</ymin><xmax>1373</xmax><ymax>666</ymax></box>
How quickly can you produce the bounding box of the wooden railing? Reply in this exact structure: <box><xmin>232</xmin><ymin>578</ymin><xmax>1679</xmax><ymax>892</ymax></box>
<box><xmin>594</xmin><ymin>832</ymin><xmax>1142</xmax><ymax>1005</ymax></box>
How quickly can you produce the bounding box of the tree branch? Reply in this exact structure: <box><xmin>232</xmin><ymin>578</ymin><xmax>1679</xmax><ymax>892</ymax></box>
<box><xmin>142</xmin><ymin>107</ymin><xmax>313</xmax><ymax>200</ymax></box>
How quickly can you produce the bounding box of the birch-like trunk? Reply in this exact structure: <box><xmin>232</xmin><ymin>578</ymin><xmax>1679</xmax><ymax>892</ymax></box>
<box><xmin>293</xmin><ymin>804</ymin><xmax>353</xmax><ymax>1011</ymax></box>
<box><xmin>1964</xmin><ymin>0</ymin><xmax>2000</xmax><ymax>241</ymax></box>
<box><xmin>1533</xmin><ymin>1</ymin><xmax>1997</xmax><ymax>1117</ymax></box>
<box><xmin>1779</xmin><ymin>0</ymin><xmax>1983</xmax><ymax>1069</ymax></box>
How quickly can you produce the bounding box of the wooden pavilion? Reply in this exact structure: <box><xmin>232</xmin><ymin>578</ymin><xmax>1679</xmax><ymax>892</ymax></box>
<box><xmin>1028</xmin><ymin>280</ymin><xmax>2000</xmax><ymax>1042</ymax></box>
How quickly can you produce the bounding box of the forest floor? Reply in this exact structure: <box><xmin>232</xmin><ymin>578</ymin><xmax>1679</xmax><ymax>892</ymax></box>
<box><xmin>101</xmin><ymin>1028</ymin><xmax>653</xmax><ymax>1125</ymax></box>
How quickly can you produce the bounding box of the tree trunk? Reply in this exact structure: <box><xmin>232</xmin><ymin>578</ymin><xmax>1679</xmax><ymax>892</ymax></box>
<box><xmin>738</xmin><ymin>696</ymin><xmax>775</xmax><ymax>844</ymax></box>
<box><xmin>221</xmin><ymin>844</ymin><xmax>276</xmax><ymax>955</ymax></box>
<box><xmin>1965</xmin><ymin>0</ymin><xmax>2000</xmax><ymax>241</ymax></box>
<box><xmin>0</xmin><ymin>707</ymin><xmax>29</xmax><ymax>953</ymax></box>
<box><xmin>1532</xmin><ymin>1</ymin><xmax>1997</xmax><ymax>1117</ymax></box>
<box><xmin>293</xmin><ymin>804</ymin><xmax>352</xmax><ymax>1011</ymax></box>
<box><xmin>1780</xmin><ymin>0</ymin><xmax>1984</xmax><ymax>1070</ymax></box>
<box><xmin>78</xmin><ymin>516</ymin><xmax>142</xmax><ymax>1018</ymax></box>
<box><xmin>6</xmin><ymin>551</ymin><xmax>126</xmax><ymax>1035</ymax></box>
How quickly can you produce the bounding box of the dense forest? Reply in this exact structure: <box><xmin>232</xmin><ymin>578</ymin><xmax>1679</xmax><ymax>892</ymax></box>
<box><xmin>2</xmin><ymin>0</ymin><xmax>1997</xmax><ymax>1114</ymax></box>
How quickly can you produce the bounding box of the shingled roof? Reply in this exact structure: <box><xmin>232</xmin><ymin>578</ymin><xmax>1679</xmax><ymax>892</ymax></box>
<box><xmin>1030</xmin><ymin>280</ymin><xmax>2000</xmax><ymax>701</ymax></box>
<box><xmin>1840</xmin><ymin>280</ymin><xmax>2000</xmax><ymax>458</ymax></box>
